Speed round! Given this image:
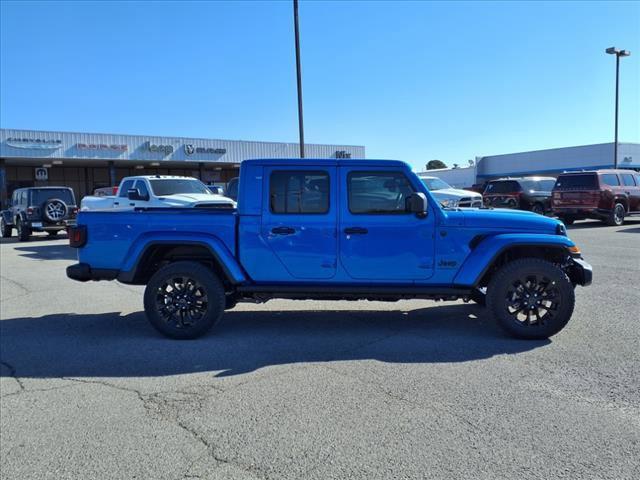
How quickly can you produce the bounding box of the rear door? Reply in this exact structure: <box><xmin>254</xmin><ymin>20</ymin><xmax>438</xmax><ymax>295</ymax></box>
<box><xmin>620</xmin><ymin>172</ymin><xmax>640</xmax><ymax>211</ymax></box>
<box><xmin>260</xmin><ymin>167</ymin><xmax>337</xmax><ymax>279</ymax></box>
<box><xmin>338</xmin><ymin>167</ymin><xmax>435</xmax><ymax>281</ymax></box>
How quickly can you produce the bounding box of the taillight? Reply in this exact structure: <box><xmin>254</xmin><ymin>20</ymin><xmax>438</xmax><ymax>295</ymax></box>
<box><xmin>69</xmin><ymin>225</ymin><xmax>87</xmax><ymax>248</ymax></box>
<box><xmin>71</xmin><ymin>207</ymin><xmax>79</xmax><ymax>216</ymax></box>
<box><xmin>27</xmin><ymin>207</ymin><xmax>34</xmax><ymax>215</ymax></box>
<box><xmin>112</xmin><ymin>186</ymin><xmax>118</xmax><ymax>195</ymax></box>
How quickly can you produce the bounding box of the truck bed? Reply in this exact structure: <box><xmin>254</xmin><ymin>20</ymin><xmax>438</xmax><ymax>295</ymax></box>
<box><xmin>76</xmin><ymin>208</ymin><xmax>237</xmax><ymax>271</ymax></box>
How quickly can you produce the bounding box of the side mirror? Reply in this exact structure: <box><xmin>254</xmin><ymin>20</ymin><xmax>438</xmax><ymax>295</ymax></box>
<box><xmin>127</xmin><ymin>188</ymin><xmax>149</xmax><ymax>201</ymax></box>
<box><xmin>406</xmin><ymin>192</ymin><xmax>428</xmax><ymax>217</ymax></box>
<box><xmin>209</xmin><ymin>186</ymin><xmax>224</xmax><ymax>195</ymax></box>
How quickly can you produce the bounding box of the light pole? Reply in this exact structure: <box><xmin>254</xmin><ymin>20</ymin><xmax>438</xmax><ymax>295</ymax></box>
<box><xmin>605</xmin><ymin>47</ymin><xmax>631</xmax><ymax>168</ymax></box>
<box><xmin>293</xmin><ymin>0</ymin><xmax>305</xmax><ymax>158</ymax></box>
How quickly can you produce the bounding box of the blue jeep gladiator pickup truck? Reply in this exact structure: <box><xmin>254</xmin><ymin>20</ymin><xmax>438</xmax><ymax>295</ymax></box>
<box><xmin>67</xmin><ymin>159</ymin><xmax>592</xmax><ymax>340</ymax></box>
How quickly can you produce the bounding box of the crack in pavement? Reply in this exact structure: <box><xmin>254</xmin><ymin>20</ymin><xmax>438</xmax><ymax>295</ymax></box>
<box><xmin>58</xmin><ymin>377</ymin><xmax>268</xmax><ymax>480</ymax></box>
<box><xmin>0</xmin><ymin>360</ymin><xmax>25</xmax><ymax>392</ymax></box>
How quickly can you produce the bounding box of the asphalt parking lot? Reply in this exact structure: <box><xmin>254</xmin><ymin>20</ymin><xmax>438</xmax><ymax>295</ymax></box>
<box><xmin>1</xmin><ymin>220</ymin><xmax>639</xmax><ymax>480</ymax></box>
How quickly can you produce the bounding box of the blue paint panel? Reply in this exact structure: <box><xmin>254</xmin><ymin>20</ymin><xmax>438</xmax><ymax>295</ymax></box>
<box><xmin>453</xmin><ymin>233</ymin><xmax>575</xmax><ymax>286</ymax></box>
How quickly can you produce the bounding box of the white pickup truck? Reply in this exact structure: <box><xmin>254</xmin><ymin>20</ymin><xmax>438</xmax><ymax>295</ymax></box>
<box><xmin>80</xmin><ymin>175</ymin><xmax>236</xmax><ymax>211</ymax></box>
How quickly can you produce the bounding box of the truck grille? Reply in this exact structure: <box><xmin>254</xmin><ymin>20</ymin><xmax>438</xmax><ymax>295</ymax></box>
<box><xmin>458</xmin><ymin>197</ymin><xmax>483</xmax><ymax>208</ymax></box>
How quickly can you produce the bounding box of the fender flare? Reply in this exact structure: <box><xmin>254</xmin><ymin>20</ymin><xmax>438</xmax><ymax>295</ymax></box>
<box><xmin>117</xmin><ymin>231</ymin><xmax>247</xmax><ymax>284</ymax></box>
<box><xmin>453</xmin><ymin>233</ymin><xmax>576</xmax><ymax>287</ymax></box>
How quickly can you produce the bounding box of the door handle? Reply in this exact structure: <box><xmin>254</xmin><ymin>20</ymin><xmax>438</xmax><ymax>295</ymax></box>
<box><xmin>344</xmin><ymin>227</ymin><xmax>368</xmax><ymax>235</ymax></box>
<box><xmin>271</xmin><ymin>226</ymin><xmax>295</xmax><ymax>235</ymax></box>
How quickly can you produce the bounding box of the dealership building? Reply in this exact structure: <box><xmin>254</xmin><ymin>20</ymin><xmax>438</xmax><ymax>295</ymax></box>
<box><xmin>475</xmin><ymin>142</ymin><xmax>640</xmax><ymax>180</ymax></box>
<box><xmin>0</xmin><ymin>128</ymin><xmax>365</xmax><ymax>208</ymax></box>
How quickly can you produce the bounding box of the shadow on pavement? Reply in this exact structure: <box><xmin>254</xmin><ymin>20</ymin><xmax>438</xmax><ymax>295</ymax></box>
<box><xmin>0</xmin><ymin>304</ymin><xmax>549</xmax><ymax>379</ymax></box>
<box><xmin>13</xmin><ymin>243</ymin><xmax>77</xmax><ymax>260</ymax></box>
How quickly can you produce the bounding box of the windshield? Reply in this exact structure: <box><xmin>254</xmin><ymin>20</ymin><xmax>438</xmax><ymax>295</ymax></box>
<box><xmin>149</xmin><ymin>179</ymin><xmax>212</xmax><ymax>196</ymax></box>
<box><xmin>421</xmin><ymin>177</ymin><xmax>452</xmax><ymax>191</ymax></box>
<box><xmin>30</xmin><ymin>189</ymin><xmax>75</xmax><ymax>205</ymax></box>
<box><xmin>520</xmin><ymin>179</ymin><xmax>556</xmax><ymax>192</ymax></box>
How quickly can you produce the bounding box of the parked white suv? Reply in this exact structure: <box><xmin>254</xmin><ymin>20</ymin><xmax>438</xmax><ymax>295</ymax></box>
<box><xmin>418</xmin><ymin>174</ymin><xmax>483</xmax><ymax>208</ymax></box>
<box><xmin>81</xmin><ymin>176</ymin><xmax>235</xmax><ymax>211</ymax></box>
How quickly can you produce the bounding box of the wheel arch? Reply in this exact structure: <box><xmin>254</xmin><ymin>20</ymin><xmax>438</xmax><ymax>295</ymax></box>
<box><xmin>118</xmin><ymin>237</ymin><xmax>247</xmax><ymax>286</ymax></box>
<box><xmin>453</xmin><ymin>234</ymin><xmax>576</xmax><ymax>288</ymax></box>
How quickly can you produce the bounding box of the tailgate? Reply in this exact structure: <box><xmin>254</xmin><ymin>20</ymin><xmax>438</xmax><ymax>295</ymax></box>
<box><xmin>553</xmin><ymin>190</ymin><xmax>600</xmax><ymax>207</ymax></box>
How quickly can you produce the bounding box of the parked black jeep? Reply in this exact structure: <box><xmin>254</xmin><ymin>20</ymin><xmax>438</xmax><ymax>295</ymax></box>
<box><xmin>482</xmin><ymin>177</ymin><xmax>556</xmax><ymax>215</ymax></box>
<box><xmin>1</xmin><ymin>187</ymin><xmax>78</xmax><ymax>241</ymax></box>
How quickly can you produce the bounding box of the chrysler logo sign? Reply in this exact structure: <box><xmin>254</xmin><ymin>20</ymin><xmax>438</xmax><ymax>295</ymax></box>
<box><xmin>184</xmin><ymin>144</ymin><xmax>226</xmax><ymax>155</ymax></box>
<box><xmin>6</xmin><ymin>137</ymin><xmax>62</xmax><ymax>150</ymax></box>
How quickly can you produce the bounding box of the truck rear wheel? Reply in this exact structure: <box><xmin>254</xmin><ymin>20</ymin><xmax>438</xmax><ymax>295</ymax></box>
<box><xmin>605</xmin><ymin>203</ymin><xmax>625</xmax><ymax>226</ymax></box>
<box><xmin>16</xmin><ymin>218</ymin><xmax>30</xmax><ymax>242</ymax></box>
<box><xmin>144</xmin><ymin>261</ymin><xmax>226</xmax><ymax>339</ymax></box>
<box><xmin>1</xmin><ymin>218</ymin><xmax>12</xmax><ymax>238</ymax></box>
<box><xmin>486</xmin><ymin>258</ymin><xmax>575</xmax><ymax>339</ymax></box>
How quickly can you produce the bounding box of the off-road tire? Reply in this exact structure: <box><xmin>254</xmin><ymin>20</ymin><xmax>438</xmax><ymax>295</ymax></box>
<box><xmin>0</xmin><ymin>218</ymin><xmax>12</xmax><ymax>238</ymax></box>
<box><xmin>144</xmin><ymin>261</ymin><xmax>225</xmax><ymax>339</ymax></box>
<box><xmin>16</xmin><ymin>218</ymin><xmax>30</xmax><ymax>242</ymax></box>
<box><xmin>606</xmin><ymin>203</ymin><xmax>625</xmax><ymax>226</ymax></box>
<box><xmin>486</xmin><ymin>258</ymin><xmax>575</xmax><ymax>339</ymax></box>
<box><xmin>42</xmin><ymin>198</ymin><xmax>68</xmax><ymax>223</ymax></box>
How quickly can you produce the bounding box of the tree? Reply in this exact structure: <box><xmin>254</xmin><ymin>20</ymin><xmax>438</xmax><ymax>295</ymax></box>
<box><xmin>426</xmin><ymin>160</ymin><xmax>447</xmax><ymax>170</ymax></box>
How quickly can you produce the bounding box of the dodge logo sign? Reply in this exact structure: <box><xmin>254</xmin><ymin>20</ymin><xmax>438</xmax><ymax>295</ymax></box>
<box><xmin>184</xmin><ymin>144</ymin><xmax>195</xmax><ymax>155</ymax></box>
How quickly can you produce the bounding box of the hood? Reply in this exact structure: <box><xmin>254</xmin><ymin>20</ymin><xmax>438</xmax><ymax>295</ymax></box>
<box><xmin>446</xmin><ymin>208</ymin><xmax>562</xmax><ymax>233</ymax></box>
<box><xmin>430</xmin><ymin>188</ymin><xmax>481</xmax><ymax>200</ymax></box>
<box><xmin>158</xmin><ymin>193</ymin><xmax>235</xmax><ymax>206</ymax></box>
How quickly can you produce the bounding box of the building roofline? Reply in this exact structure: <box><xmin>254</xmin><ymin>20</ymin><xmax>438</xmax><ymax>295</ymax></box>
<box><xmin>0</xmin><ymin>127</ymin><xmax>365</xmax><ymax>149</ymax></box>
<box><xmin>479</xmin><ymin>142</ymin><xmax>639</xmax><ymax>159</ymax></box>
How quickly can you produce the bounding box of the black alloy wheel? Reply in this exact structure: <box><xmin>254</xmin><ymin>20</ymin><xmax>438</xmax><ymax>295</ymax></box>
<box><xmin>144</xmin><ymin>261</ymin><xmax>225</xmax><ymax>339</ymax></box>
<box><xmin>487</xmin><ymin>258</ymin><xmax>575</xmax><ymax>339</ymax></box>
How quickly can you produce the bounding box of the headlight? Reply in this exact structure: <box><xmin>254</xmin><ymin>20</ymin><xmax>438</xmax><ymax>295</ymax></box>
<box><xmin>440</xmin><ymin>199</ymin><xmax>459</xmax><ymax>208</ymax></box>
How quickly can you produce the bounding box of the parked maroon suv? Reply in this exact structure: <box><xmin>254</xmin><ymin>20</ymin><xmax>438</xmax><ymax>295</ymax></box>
<box><xmin>552</xmin><ymin>169</ymin><xmax>640</xmax><ymax>226</ymax></box>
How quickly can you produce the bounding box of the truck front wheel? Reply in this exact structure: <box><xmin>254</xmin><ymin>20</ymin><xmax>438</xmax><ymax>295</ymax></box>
<box><xmin>144</xmin><ymin>261</ymin><xmax>226</xmax><ymax>339</ymax></box>
<box><xmin>486</xmin><ymin>258</ymin><xmax>575</xmax><ymax>339</ymax></box>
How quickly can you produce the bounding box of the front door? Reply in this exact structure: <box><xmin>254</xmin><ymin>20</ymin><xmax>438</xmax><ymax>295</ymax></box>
<box><xmin>339</xmin><ymin>168</ymin><xmax>435</xmax><ymax>281</ymax></box>
<box><xmin>261</xmin><ymin>167</ymin><xmax>337</xmax><ymax>279</ymax></box>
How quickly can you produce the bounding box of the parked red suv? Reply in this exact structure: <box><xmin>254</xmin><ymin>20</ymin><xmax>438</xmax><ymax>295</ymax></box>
<box><xmin>552</xmin><ymin>169</ymin><xmax>640</xmax><ymax>226</ymax></box>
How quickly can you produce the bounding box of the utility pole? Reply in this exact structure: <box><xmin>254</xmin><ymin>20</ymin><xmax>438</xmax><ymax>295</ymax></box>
<box><xmin>293</xmin><ymin>0</ymin><xmax>305</xmax><ymax>158</ymax></box>
<box><xmin>605</xmin><ymin>47</ymin><xmax>631</xmax><ymax>168</ymax></box>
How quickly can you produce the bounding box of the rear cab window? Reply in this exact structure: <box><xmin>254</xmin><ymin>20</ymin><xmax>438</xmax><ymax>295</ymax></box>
<box><xmin>119</xmin><ymin>180</ymin><xmax>134</xmax><ymax>197</ymax></box>
<box><xmin>269</xmin><ymin>171</ymin><xmax>330</xmax><ymax>214</ymax></box>
<box><xmin>553</xmin><ymin>174</ymin><xmax>598</xmax><ymax>190</ymax></box>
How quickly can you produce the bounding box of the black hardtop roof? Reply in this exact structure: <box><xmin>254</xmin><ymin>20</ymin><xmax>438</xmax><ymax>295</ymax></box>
<box><xmin>241</xmin><ymin>158</ymin><xmax>410</xmax><ymax>168</ymax></box>
<box><xmin>15</xmin><ymin>186</ymin><xmax>74</xmax><ymax>191</ymax></box>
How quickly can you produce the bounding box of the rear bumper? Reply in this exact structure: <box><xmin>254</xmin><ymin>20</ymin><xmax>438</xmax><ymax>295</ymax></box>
<box><xmin>29</xmin><ymin>219</ymin><xmax>77</xmax><ymax>231</ymax></box>
<box><xmin>66</xmin><ymin>263</ymin><xmax>118</xmax><ymax>282</ymax></box>
<box><xmin>552</xmin><ymin>208</ymin><xmax>609</xmax><ymax>219</ymax></box>
<box><xmin>568</xmin><ymin>257</ymin><xmax>593</xmax><ymax>286</ymax></box>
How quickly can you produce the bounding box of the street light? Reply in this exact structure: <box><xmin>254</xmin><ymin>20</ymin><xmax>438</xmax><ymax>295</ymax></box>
<box><xmin>293</xmin><ymin>0</ymin><xmax>305</xmax><ymax>158</ymax></box>
<box><xmin>605</xmin><ymin>47</ymin><xmax>631</xmax><ymax>168</ymax></box>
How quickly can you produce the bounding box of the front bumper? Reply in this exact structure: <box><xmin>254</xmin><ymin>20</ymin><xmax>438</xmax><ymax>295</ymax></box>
<box><xmin>66</xmin><ymin>263</ymin><xmax>118</xmax><ymax>282</ymax></box>
<box><xmin>568</xmin><ymin>257</ymin><xmax>593</xmax><ymax>286</ymax></box>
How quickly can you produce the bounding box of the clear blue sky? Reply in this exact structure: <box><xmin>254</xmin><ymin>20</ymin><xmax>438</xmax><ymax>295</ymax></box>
<box><xmin>1</xmin><ymin>0</ymin><xmax>638</xmax><ymax>169</ymax></box>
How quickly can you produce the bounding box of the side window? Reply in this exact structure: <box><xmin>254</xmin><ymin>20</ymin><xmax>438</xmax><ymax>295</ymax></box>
<box><xmin>601</xmin><ymin>174</ymin><xmax>620</xmax><ymax>187</ymax></box>
<box><xmin>135</xmin><ymin>180</ymin><xmax>149</xmax><ymax>198</ymax></box>
<box><xmin>269</xmin><ymin>171</ymin><xmax>329</xmax><ymax>214</ymax></box>
<box><xmin>621</xmin><ymin>174</ymin><xmax>637</xmax><ymax>187</ymax></box>
<box><xmin>12</xmin><ymin>191</ymin><xmax>19</xmax><ymax>205</ymax></box>
<box><xmin>21</xmin><ymin>191</ymin><xmax>27</xmax><ymax>205</ymax></box>
<box><xmin>119</xmin><ymin>180</ymin><xmax>134</xmax><ymax>197</ymax></box>
<box><xmin>348</xmin><ymin>171</ymin><xmax>415</xmax><ymax>214</ymax></box>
